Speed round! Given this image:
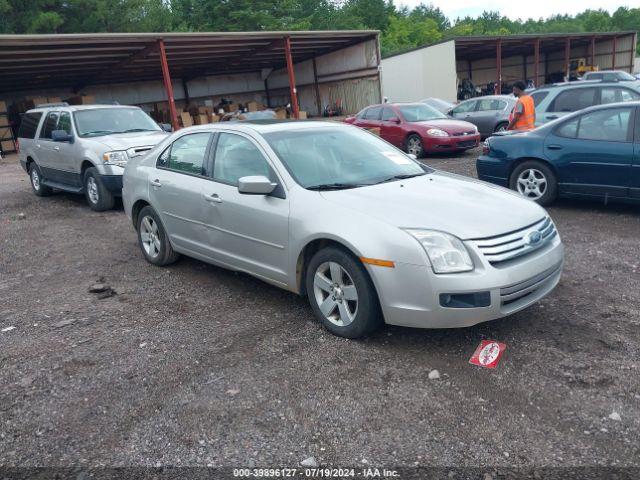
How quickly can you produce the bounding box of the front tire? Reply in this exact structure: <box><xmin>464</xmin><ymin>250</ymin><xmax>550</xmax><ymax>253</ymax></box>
<box><xmin>405</xmin><ymin>134</ymin><xmax>424</xmax><ymax>158</ymax></box>
<box><xmin>494</xmin><ymin>122</ymin><xmax>508</xmax><ymax>133</ymax></box>
<box><xmin>509</xmin><ymin>160</ymin><xmax>558</xmax><ymax>206</ymax></box>
<box><xmin>84</xmin><ymin>167</ymin><xmax>114</xmax><ymax>211</ymax></box>
<box><xmin>137</xmin><ymin>206</ymin><xmax>180</xmax><ymax>266</ymax></box>
<box><xmin>305</xmin><ymin>247</ymin><xmax>382</xmax><ymax>339</ymax></box>
<box><xmin>29</xmin><ymin>163</ymin><xmax>52</xmax><ymax>197</ymax></box>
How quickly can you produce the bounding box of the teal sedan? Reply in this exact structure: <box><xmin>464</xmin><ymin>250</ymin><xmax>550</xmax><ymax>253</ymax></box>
<box><xmin>477</xmin><ymin>102</ymin><xmax>640</xmax><ymax>206</ymax></box>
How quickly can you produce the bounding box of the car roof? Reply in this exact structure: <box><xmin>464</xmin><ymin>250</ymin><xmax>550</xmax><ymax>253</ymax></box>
<box><xmin>176</xmin><ymin>119</ymin><xmax>348</xmax><ymax>135</ymax></box>
<box><xmin>533</xmin><ymin>79</ymin><xmax>639</xmax><ymax>91</ymax></box>
<box><xmin>26</xmin><ymin>104</ymin><xmax>141</xmax><ymax>114</ymax></box>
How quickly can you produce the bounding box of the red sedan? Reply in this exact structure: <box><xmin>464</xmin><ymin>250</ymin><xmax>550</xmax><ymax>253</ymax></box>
<box><xmin>345</xmin><ymin>103</ymin><xmax>480</xmax><ymax>157</ymax></box>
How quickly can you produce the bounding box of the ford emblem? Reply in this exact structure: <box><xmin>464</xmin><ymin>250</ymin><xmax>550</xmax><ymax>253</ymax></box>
<box><xmin>526</xmin><ymin>231</ymin><xmax>543</xmax><ymax>246</ymax></box>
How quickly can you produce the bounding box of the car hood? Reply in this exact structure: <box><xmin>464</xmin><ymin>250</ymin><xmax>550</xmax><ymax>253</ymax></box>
<box><xmin>93</xmin><ymin>131</ymin><xmax>169</xmax><ymax>151</ymax></box>
<box><xmin>320</xmin><ymin>172</ymin><xmax>546</xmax><ymax>240</ymax></box>
<box><xmin>412</xmin><ymin>118</ymin><xmax>477</xmax><ymax>134</ymax></box>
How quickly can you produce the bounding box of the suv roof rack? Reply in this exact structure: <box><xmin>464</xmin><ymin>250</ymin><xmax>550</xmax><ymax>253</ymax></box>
<box><xmin>36</xmin><ymin>102</ymin><xmax>70</xmax><ymax>108</ymax></box>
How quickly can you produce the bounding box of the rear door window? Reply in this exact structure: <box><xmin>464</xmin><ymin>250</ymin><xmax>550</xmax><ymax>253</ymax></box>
<box><xmin>531</xmin><ymin>91</ymin><xmax>549</xmax><ymax>107</ymax></box>
<box><xmin>577</xmin><ymin>108</ymin><xmax>632</xmax><ymax>143</ymax></box>
<box><xmin>477</xmin><ymin>99</ymin><xmax>507</xmax><ymax>111</ymax></box>
<box><xmin>364</xmin><ymin>106</ymin><xmax>382</xmax><ymax>120</ymax></box>
<box><xmin>39</xmin><ymin>111</ymin><xmax>60</xmax><ymax>140</ymax></box>
<box><xmin>17</xmin><ymin>112</ymin><xmax>43</xmax><ymax>139</ymax></box>
<box><xmin>157</xmin><ymin>132</ymin><xmax>212</xmax><ymax>176</ymax></box>
<box><xmin>600</xmin><ymin>87</ymin><xmax>640</xmax><ymax>105</ymax></box>
<box><xmin>381</xmin><ymin>107</ymin><xmax>396</xmax><ymax>121</ymax></box>
<box><xmin>549</xmin><ymin>88</ymin><xmax>596</xmax><ymax>113</ymax></box>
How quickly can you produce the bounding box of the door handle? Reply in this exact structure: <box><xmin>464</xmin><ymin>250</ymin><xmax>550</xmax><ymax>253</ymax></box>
<box><xmin>203</xmin><ymin>193</ymin><xmax>222</xmax><ymax>204</ymax></box>
<box><xmin>547</xmin><ymin>144</ymin><xmax>563</xmax><ymax>150</ymax></box>
<box><xmin>54</xmin><ymin>146</ymin><xmax>60</xmax><ymax>151</ymax></box>
<box><xmin>546</xmin><ymin>115</ymin><xmax>559</xmax><ymax>120</ymax></box>
<box><xmin>150</xmin><ymin>179</ymin><xmax>162</xmax><ymax>187</ymax></box>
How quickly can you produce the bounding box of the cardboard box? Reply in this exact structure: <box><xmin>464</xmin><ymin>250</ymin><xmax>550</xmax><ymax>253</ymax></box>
<box><xmin>0</xmin><ymin>126</ymin><xmax>12</xmax><ymax>139</ymax></box>
<box><xmin>275</xmin><ymin>109</ymin><xmax>287</xmax><ymax>120</ymax></box>
<box><xmin>298</xmin><ymin>111</ymin><xmax>308</xmax><ymax>119</ymax></box>
<box><xmin>30</xmin><ymin>97</ymin><xmax>48</xmax><ymax>107</ymax></box>
<box><xmin>47</xmin><ymin>97</ymin><xmax>62</xmax><ymax>104</ymax></box>
<box><xmin>224</xmin><ymin>102</ymin><xmax>238</xmax><ymax>113</ymax></box>
<box><xmin>1</xmin><ymin>140</ymin><xmax>16</xmax><ymax>152</ymax></box>
<box><xmin>246</xmin><ymin>101</ymin><xmax>262</xmax><ymax>112</ymax></box>
<box><xmin>180</xmin><ymin>111</ymin><xmax>193</xmax><ymax>127</ymax></box>
<box><xmin>195</xmin><ymin>114</ymin><xmax>209</xmax><ymax>125</ymax></box>
<box><xmin>209</xmin><ymin>115</ymin><xmax>220</xmax><ymax>123</ymax></box>
<box><xmin>0</xmin><ymin>101</ymin><xmax>7</xmax><ymax>112</ymax></box>
<box><xmin>66</xmin><ymin>95</ymin><xmax>96</xmax><ymax>105</ymax></box>
<box><xmin>0</xmin><ymin>115</ymin><xmax>9</xmax><ymax>127</ymax></box>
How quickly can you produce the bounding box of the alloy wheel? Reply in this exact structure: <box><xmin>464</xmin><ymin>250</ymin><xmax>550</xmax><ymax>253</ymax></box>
<box><xmin>313</xmin><ymin>261</ymin><xmax>358</xmax><ymax>327</ymax></box>
<box><xmin>407</xmin><ymin>137</ymin><xmax>422</xmax><ymax>156</ymax></box>
<box><xmin>140</xmin><ymin>215</ymin><xmax>161</xmax><ymax>258</ymax></box>
<box><xmin>516</xmin><ymin>168</ymin><xmax>547</xmax><ymax>200</ymax></box>
<box><xmin>87</xmin><ymin>177</ymin><xmax>99</xmax><ymax>204</ymax></box>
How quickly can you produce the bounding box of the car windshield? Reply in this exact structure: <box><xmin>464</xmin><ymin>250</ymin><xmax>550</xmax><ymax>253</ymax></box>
<box><xmin>422</xmin><ymin>98</ymin><xmax>453</xmax><ymax>112</ymax></box>
<box><xmin>74</xmin><ymin>108</ymin><xmax>161</xmax><ymax>137</ymax></box>
<box><xmin>398</xmin><ymin>104</ymin><xmax>447</xmax><ymax>122</ymax></box>
<box><xmin>264</xmin><ymin>127</ymin><xmax>428</xmax><ymax>189</ymax></box>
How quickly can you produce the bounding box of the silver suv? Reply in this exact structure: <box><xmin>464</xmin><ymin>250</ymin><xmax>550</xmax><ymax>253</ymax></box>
<box><xmin>18</xmin><ymin>104</ymin><xmax>169</xmax><ymax>211</ymax></box>
<box><xmin>531</xmin><ymin>80</ymin><xmax>640</xmax><ymax>126</ymax></box>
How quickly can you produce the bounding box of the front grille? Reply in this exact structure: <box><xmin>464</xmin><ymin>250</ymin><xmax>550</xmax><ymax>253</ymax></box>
<box><xmin>456</xmin><ymin>139</ymin><xmax>477</xmax><ymax>148</ymax></box>
<box><xmin>452</xmin><ymin>130</ymin><xmax>476</xmax><ymax>137</ymax></box>
<box><xmin>500</xmin><ymin>263</ymin><xmax>562</xmax><ymax>306</ymax></box>
<box><xmin>470</xmin><ymin>217</ymin><xmax>557</xmax><ymax>264</ymax></box>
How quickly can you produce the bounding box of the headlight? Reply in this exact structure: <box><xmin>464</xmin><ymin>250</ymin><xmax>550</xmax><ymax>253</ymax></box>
<box><xmin>404</xmin><ymin>229</ymin><xmax>474</xmax><ymax>273</ymax></box>
<box><xmin>427</xmin><ymin>128</ymin><xmax>449</xmax><ymax>137</ymax></box>
<box><xmin>103</xmin><ymin>150</ymin><xmax>129</xmax><ymax>167</ymax></box>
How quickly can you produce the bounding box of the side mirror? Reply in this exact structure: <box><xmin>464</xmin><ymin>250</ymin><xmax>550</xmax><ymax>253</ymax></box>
<box><xmin>408</xmin><ymin>153</ymin><xmax>417</xmax><ymax>160</ymax></box>
<box><xmin>51</xmin><ymin>130</ymin><xmax>73</xmax><ymax>143</ymax></box>
<box><xmin>388</xmin><ymin>116</ymin><xmax>401</xmax><ymax>124</ymax></box>
<box><xmin>160</xmin><ymin>123</ymin><xmax>172</xmax><ymax>132</ymax></box>
<box><xmin>238</xmin><ymin>175</ymin><xmax>276</xmax><ymax>195</ymax></box>
<box><xmin>446</xmin><ymin>109</ymin><xmax>454</xmax><ymax>116</ymax></box>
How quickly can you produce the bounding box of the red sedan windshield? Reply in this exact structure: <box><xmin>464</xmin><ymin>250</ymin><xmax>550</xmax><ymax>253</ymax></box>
<box><xmin>398</xmin><ymin>104</ymin><xmax>448</xmax><ymax>122</ymax></box>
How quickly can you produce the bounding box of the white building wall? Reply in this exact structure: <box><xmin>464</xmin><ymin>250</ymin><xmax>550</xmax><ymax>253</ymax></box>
<box><xmin>381</xmin><ymin>40</ymin><xmax>457</xmax><ymax>103</ymax></box>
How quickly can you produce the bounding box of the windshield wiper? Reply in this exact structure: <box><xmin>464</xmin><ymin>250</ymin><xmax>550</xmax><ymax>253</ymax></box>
<box><xmin>371</xmin><ymin>173</ymin><xmax>426</xmax><ymax>185</ymax></box>
<box><xmin>306</xmin><ymin>182</ymin><xmax>366</xmax><ymax>191</ymax></box>
<box><xmin>119</xmin><ymin>128</ymin><xmax>156</xmax><ymax>133</ymax></box>
<box><xmin>83</xmin><ymin>130</ymin><xmax>115</xmax><ymax>136</ymax></box>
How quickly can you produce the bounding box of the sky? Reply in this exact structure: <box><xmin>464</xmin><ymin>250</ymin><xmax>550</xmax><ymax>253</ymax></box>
<box><xmin>394</xmin><ymin>0</ymin><xmax>630</xmax><ymax>21</ymax></box>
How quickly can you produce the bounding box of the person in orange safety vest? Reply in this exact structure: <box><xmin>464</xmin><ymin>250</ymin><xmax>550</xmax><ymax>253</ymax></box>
<box><xmin>507</xmin><ymin>81</ymin><xmax>536</xmax><ymax>131</ymax></box>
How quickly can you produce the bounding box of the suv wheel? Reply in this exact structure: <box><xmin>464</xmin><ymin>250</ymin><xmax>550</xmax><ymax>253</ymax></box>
<box><xmin>83</xmin><ymin>167</ymin><xmax>114</xmax><ymax>211</ymax></box>
<box><xmin>137</xmin><ymin>206</ymin><xmax>180</xmax><ymax>266</ymax></box>
<box><xmin>509</xmin><ymin>160</ymin><xmax>558</xmax><ymax>206</ymax></box>
<box><xmin>305</xmin><ymin>246</ymin><xmax>382</xmax><ymax>338</ymax></box>
<box><xmin>29</xmin><ymin>163</ymin><xmax>52</xmax><ymax>196</ymax></box>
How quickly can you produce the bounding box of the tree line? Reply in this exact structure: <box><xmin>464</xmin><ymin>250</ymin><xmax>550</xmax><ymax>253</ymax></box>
<box><xmin>1</xmin><ymin>1</ymin><xmax>638</xmax><ymax>57</ymax></box>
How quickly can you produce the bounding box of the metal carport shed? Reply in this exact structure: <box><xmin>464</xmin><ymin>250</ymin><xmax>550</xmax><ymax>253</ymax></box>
<box><xmin>0</xmin><ymin>31</ymin><xmax>382</xmax><ymax>131</ymax></box>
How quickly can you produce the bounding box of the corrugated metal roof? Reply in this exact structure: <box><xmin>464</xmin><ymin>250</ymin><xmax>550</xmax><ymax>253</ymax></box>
<box><xmin>0</xmin><ymin>31</ymin><xmax>379</xmax><ymax>93</ymax></box>
<box><xmin>383</xmin><ymin>31</ymin><xmax>637</xmax><ymax>61</ymax></box>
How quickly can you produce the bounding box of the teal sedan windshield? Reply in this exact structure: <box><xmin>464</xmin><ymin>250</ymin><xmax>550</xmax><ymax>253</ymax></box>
<box><xmin>264</xmin><ymin>127</ymin><xmax>428</xmax><ymax>189</ymax></box>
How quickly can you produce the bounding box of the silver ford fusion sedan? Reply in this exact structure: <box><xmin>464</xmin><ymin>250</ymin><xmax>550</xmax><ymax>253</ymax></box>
<box><xmin>123</xmin><ymin>120</ymin><xmax>564</xmax><ymax>338</ymax></box>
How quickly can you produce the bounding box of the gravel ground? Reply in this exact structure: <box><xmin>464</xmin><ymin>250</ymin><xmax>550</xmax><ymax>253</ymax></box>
<box><xmin>1</xmin><ymin>149</ymin><xmax>639</xmax><ymax>475</ymax></box>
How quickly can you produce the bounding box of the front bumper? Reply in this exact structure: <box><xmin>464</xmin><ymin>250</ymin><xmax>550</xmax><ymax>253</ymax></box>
<box><xmin>424</xmin><ymin>133</ymin><xmax>481</xmax><ymax>152</ymax></box>
<box><xmin>476</xmin><ymin>155</ymin><xmax>509</xmax><ymax>187</ymax></box>
<box><xmin>367</xmin><ymin>234</ymin><xmax>564</xmax><ymax>329</ymax></box>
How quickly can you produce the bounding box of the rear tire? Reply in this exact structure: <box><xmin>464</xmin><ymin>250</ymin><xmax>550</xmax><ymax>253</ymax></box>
<box><xmin>305</xmin><ymin>246</ymin><xmax>382</xmax><ymax>339</ymax></box>
<box><xmin>29</xmin><ymin>163</ymin><xmax>52</xmax><ymax>197</ymax></box>
<box><xmin>84</xmin><ymin>167</ymin><xmax>114</xmax><ymax>211</ymax></box>
<box><xmin>494</xmin><ymin>122</ymin><xmax>508</xmax><ymax>133</ymax></box>
<box><xmin>405</xmin><ymin>134</ymin><xmax>424</xmax><ymax>158</ymax></box>
<box><xmin>137</xmin><ymin>206</ymin><xmax>180</xmax><ymax>266</ymax></box>
<box><xmin>509</xmin><ymin>160</ymin><xmax>558</xmax><ymax>206</ymax></box>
